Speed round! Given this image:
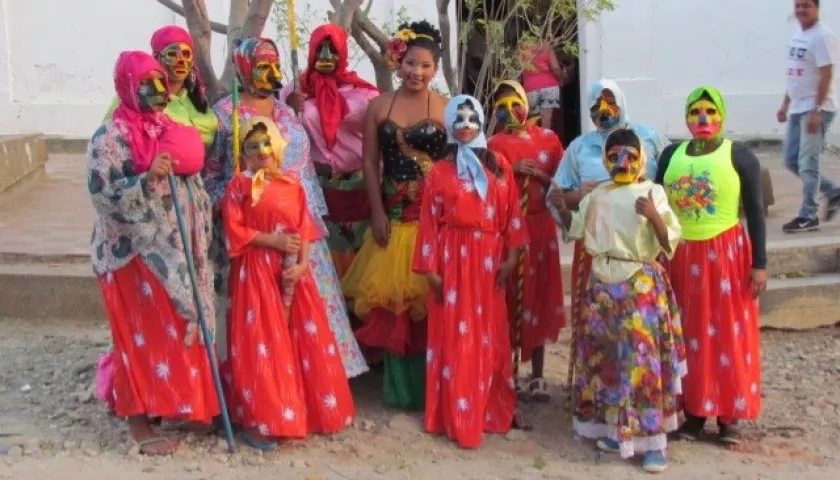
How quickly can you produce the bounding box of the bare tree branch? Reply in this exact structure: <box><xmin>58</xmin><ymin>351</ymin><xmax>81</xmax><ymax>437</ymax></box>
<box><xmin>329</xmin><ymin>0</ymin><xmax>364</xmax><ymax>30</ymax></box>
<box><xmin>217</xmin><ymin>0</ymin><xmax>273</xmax><ymax>100</ymax></box>
<box><xmin>240</xmin><ymin>0</ymin><xmax>274</xmax><ymax>38</ymax></box>
<box><xmin>181</xmin><ymin>0</ymin><xmax>220</xmax><ymax>99</ymax></box>
<box><xmin>436</xmin><ymin>0</ymin><xmax>456</xmax><ymax>94</ymax></box>
<box><xmin>350</xmin><ymin>22</ymin><xmax>393</xmax><ymax>91</ymax></box>
<box><xmin>154</xmin><ymin>0</ymin><xmax>228</xmax><ymax>34</ymax></box>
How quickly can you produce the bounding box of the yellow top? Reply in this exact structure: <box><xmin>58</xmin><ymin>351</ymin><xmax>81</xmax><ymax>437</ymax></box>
<box><xmin>102</xmin><ymin>90</ymin><xmax>218</xmax><ymax>147</ymax></box>
<box><xmin>662</xmin><ymin>140</ymin><xmax>741</xmax><ymax>241</ymax></box>
<box><xmin>566</xmin><ymin>180</ymin><xmax>682</xmax><ymax>283</ymax></box>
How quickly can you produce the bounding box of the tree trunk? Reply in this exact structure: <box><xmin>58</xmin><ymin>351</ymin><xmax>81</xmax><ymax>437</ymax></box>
<box><xmin>436</xmin><ymin>0</ymin><xmax>456</xmax><ymax>94</ymax></box>
<box><xmin>181</xmin><ymin>0</ymin><xmax>219</xmax><ymax>99</ymax></box>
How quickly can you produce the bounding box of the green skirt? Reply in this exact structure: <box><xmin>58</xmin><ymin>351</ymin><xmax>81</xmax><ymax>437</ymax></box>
<box><xmin>383</xmin><ymin>353</ymin><xmax>425</xmax><ymax>411</ymax></box>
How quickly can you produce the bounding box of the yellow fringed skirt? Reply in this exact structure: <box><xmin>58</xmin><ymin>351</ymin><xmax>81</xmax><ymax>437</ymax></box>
<box><xmin>341</xmin><ymin>221</ymin><xmax>428</xmax><ymax>321</ymax></box>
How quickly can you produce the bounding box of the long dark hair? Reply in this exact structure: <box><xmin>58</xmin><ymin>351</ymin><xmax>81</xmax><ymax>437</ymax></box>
<box><xmin>445</xmin><ymin>145</ymin><xmax>504</xmax><ymax>178</ymax></box>
<box><xmin>184</xmin><ymin>72</ymin><xmax>208</xmax><ymax>113</ymax></box>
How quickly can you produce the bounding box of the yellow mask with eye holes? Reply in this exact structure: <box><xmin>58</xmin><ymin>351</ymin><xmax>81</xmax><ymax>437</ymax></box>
<box><xmin>604</xmin><ymin>144</ymin><xmax>644</xmax><ymax>184</ymax></box>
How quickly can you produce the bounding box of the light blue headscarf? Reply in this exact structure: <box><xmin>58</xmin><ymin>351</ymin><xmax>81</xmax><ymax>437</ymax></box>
<box><xmin>444</xmin><ymin>94</ymin><xmax>489</xmax><ymax>200</ymax></box>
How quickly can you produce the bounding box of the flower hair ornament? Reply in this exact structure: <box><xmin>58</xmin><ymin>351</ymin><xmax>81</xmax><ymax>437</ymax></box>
<box><xmin>385</xmin><ymin>27</ymin><xmax>436</xmax><ymax>70</ymax></box>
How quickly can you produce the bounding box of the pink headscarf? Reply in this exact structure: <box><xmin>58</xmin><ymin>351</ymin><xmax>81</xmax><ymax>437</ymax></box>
<box><xmin>111</xmin><ymin>51</ymin><xmax>173</xmax><ymax>174</ymax></box>
<box><xmin>149</xmin><ymin>25</ymin><xmax>207</xmax><ymax>109</ymax></box>
<box><xmin>150</xmin><ymin>25</ymin><xmax>194</xmax><ymax>55</ymax></box>
<box><xmin>111</xmin><ymin>51</ymin><xmax>205</xmax><ymax>175</ymax></box>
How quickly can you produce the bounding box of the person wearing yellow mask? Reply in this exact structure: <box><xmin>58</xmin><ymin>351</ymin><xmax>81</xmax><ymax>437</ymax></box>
<box><xmin>102</xmin><ymin>25</ymin><xmax>218</xmax><ymax>148</ymax></box>
<box><xmin>220</xmin><ymin>116</ymin><xmax>355</xmax><ymax>451</ymax></box>
<box><xmin>546</xmin><ymin>80</ymin><xmax>670</xmax><ymax>362</ymax></box>
<box><xmin>204</xmin><ymin>37</ymin><xmax>367</xmax><ymax>381</ymax></box>
<box><xmin>654</xmin><ymin>86</ymin><xmax>767</xmax><ymax>446</ymax></box>
<box><xmin>487</xmin><ymin>81</ymin><xmax>566</xmax><ymax>403</ymax></box>
<box><xmin>550</xmin><ymin>128</ymin><xmax>684</xmax><ymax>474</ymax></box>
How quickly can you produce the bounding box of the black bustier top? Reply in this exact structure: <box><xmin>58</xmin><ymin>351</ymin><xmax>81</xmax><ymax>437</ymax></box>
<box><xmin>377</xmin><ymin>120</ymin><xmax>447</xmax><ymax>182</ymax></box>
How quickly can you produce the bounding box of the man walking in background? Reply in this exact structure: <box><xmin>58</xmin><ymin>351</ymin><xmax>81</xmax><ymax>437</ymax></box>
<box><xmin>778</xmin><ymin>0</ymin><xmax>840</xmax><ymax>233</ymax></box>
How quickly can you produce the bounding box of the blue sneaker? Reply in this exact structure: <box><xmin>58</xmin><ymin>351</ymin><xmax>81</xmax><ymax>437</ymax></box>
<box><xmin>642</xmin><ymin>450</ymin><xmax>668</xmax><ymax>473</ymax></box>
<box><xmin>596</xmin><ymin>437</ymin><xmax>620</xmax><ymax>453</ymax></box>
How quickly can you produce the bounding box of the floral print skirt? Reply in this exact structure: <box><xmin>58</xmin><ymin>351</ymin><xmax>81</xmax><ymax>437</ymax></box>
<box><xmin>572</xmin><ymin>261</ymin><xmax>686</xmax><ymax>458</ymax></box>
<box><xmin>308</xmin><ymin>239</ymin><xmax>369</xmax><ymax>378</ymax></box>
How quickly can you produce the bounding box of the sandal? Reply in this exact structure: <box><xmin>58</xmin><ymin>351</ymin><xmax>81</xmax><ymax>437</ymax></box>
<box><xmin>528</xmin><ymin>377</ymin><xmax>551</xmax><ymax>403</ymax></box>
<box><xmin>240</xmin><ymin>431</ymin><xmax>278</xmax><ymax>452</ymax></box>
<box><xmin>511</xmin><ymin>409</ymin><xmax>533</xmax><ymax>431</ymax></box>
<box><xmin>136</xmin><ymin>436</ymin><xmax>181</xmax><ymax>456</ymax></box>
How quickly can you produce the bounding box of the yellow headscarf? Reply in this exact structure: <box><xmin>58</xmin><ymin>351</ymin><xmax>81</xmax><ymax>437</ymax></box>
<box><xmin>493</xmin><ymin>80</ymin><xmax>541</xmax><ymax>130</ymax></box>
<box><xmin>239</xmin><ymin>115</ymin><xmax>291</xmax><ymax>205</ymax></box>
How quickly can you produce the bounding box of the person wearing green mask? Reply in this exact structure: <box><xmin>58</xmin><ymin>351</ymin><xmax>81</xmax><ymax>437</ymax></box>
<box><xmin>102</xmin><ymin>25</ymin><xmax>218</xmax><ymax>148</ymax></box>
<box><xmin>654</xmin><ymin>86</ymin><xmax>768</xmax><ymax>445</ymax></box>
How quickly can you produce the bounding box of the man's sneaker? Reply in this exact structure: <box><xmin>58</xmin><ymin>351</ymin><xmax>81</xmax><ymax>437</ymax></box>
<box><xmin>782</xmin><ymin>217</ymin><xmax>819</xmax><ymax>233</ymax></box>
<box><xmin>826</xmin><ymin>191</ymin><xmax>840</xmax><ymax>221</ymax></box>
<box><xmin>642</xmin><ymin>450</ymin><xmax>668</xmax><ymax>473</ymax></box>
<box><xmin>595</xmin><ymin>437</ymin><xmax>620</xmax><ymax>453</ymax></box>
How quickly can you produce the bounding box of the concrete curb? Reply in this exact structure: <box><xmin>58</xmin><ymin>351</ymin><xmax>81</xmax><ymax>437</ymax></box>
<box><xmin>0</xmin><ymin>263</ymin><xmax>105</xmax><ymax>322</ymax></box>
<box><xmin>2</xmin><ymin>238</ymin><xmax>840</xmax><ymax>330</ymax></box>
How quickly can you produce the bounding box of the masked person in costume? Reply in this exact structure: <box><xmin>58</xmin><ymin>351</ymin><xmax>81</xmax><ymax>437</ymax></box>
<box><xmin>89</xmin><ymin>51</ymin><xmax>218</xmax><ymax>455</ymax></box>
<box><xmin>547</xmin><ymin>79</ymin><xmax>670</xmax><ymax>360</ymax></box>
<box><xmin>278</xmin><ymin>24</ymin><xmax>380</xmax><ymax>277</ymax></box>
<box><xmin>550</xmin><ymin>128</ymin><xmax>685</xmax><ymax>474</ymax></box>
<box><xmin>103</xmin><ymin>25</ymin><xmax>217</xmax><ymax>148</ymax></box>
<box><xmin>203</xmin><ymin>37</ymin><xmax>368</xmax><ymax>379</ymax></box>
<box><xmin>413</xmin><ymin>95</ymin><xmax>527</xmax><ymax>448</ymax></box>
<box><xmin>221</xmin><ymin>116</ymin><xmax>355</xmax><ymax>451</ymax></box>
<box><xmin>487</xmin><ymin>80</ymin><xmax>566</xmax><ymax>402</ymax></box>
<box><xmin>96</xmin><ymin>26</ymin><xmax>220</xmax><ymax>403</ymax></box>
<box><xmin>655</xmin><ymin>86</ymin><xmax>767</xmax><ymax>445</ymax></box>
<box><xmin>341</xmin><ymin>20</ymin><xmax>449</xmax><ymax>411</ymax></box>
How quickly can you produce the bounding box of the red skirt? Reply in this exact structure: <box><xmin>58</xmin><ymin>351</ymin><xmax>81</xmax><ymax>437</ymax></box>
<box><xmin>222</xmin><ymin>250</ymin><xmax>355</xmax><ymax>437</ymax></box>
<box><xmin>354</xmin><ymin>309</ymin><xmax>428</xmax><ymax>356</ymax></box>
<box><xmin>507</xmin><ymin>210</ymin><xmax>566</xmax><ymax>362</ymax></box>
<box><xmin>98</xmin><ymin>257</ymin><xmax>220</xmax><ymax>422</ymax></box>
<box><xmin>665</xmin><ymin>224</ymin><xmax>761</xmax><ymax>420</ymax></box>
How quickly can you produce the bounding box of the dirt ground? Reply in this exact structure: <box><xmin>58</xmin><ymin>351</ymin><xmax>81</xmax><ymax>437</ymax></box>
<box><xmin>1</xmin><ymin>318</ymin><xmax>839</xmax><ymax>480</ymax></box>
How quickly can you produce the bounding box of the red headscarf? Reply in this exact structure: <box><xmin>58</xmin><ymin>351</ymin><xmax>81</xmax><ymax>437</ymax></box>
<box><xmin>111</xmin><ymin>51</ymin><xmax>174</xmax><ymax>174</ymax></box>
<box><xmin>300</xmin><ymin>24</ymin><xmax>378</xmax><ymax>149</ymax></box>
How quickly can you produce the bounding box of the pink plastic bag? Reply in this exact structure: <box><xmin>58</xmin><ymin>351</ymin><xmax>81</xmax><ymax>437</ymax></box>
<box><xmin>95</xmin><ymin>351</ymin><xmax>116</xmax><ymax>411</ymax></box>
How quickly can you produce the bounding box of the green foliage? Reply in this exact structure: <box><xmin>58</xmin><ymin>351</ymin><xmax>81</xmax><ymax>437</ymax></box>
<box><xmin>271</xmin><ymin>1</ymin><xmax>409</xmax><ymax>84</ymax></box>
<box><xmin>456</xmin><ymin>0</ymin><xmax>615</xmax><ymax>98</ymax></box>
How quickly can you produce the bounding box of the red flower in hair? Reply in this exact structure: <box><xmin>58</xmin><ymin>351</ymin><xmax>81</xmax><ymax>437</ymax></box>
<box><xmin>385</xmin><ymin>38</ymin><xmax>408</xmax><ymax>70</ymax></box>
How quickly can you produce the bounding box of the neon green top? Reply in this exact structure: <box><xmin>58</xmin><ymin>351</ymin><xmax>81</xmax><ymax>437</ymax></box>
<box><xmin>662</xmin><ymin>139</ymin><xmax>741</xmax><ymax>241</ymax></box>
<box><xmin>102</xmin><ymin>90</ymin><xmax>218</xmax><ymax>147</ymax></box>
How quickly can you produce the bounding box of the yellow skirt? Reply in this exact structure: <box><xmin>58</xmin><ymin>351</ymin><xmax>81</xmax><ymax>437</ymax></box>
<box><xmin>341</xmin><ymin>221</ymin><xmax>428</xmax><ymax>321</ymax></box>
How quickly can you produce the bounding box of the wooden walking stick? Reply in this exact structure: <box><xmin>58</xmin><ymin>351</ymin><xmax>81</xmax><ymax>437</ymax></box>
<box><xmin>232</xmin><ymin>78</ymin><xmax>241</xmax><ymax>175</ymax></box>
<box><xmin>566</xmin><ymin>242</ymin><xmax>587</xmax><ymax>416</ymax></box>
<box><xmin>167</xmin><ymin>175</ymin><xmax>236</xmax><ymax>453</ymax></box>
<box><xmin>513</xmin><ymin>176</ymin><xmax>530</xmax><ymax>382</ymax></box>
<box><xmin>280</xmin><ymin>0</ymin><xmax>301</xmax><ymax>312</ymax></box>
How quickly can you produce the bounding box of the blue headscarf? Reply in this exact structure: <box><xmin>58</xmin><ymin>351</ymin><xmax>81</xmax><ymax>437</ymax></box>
<box><xmin>444</xmin><ymin>94</ymin><xmax>489</xmax><ymax>200</ymax></box>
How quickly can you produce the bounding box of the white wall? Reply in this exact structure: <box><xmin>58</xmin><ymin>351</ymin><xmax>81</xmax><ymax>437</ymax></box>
<box><xmin>5</xmin><ymin>0</ymin><xmax>835</xmax><ymax>140</ymax></box>
<box><xmin>578</xmin><ymin>0</ymin><xmax>840</xmax><ymax>140</ymax></box>
<box><xmin>0</xmin><ymin>0</ymin><xmax>448</xmax><ymax>139</ymax></box>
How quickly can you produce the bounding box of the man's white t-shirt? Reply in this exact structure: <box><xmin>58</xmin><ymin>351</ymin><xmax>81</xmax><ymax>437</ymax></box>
<box><xmin>786</xmin><ymin>22</ymin><xmax>838</xmax><ymax>114</ymax></box>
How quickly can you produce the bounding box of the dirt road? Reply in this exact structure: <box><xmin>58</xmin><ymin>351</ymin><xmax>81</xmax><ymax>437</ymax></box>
<box><xmin>1</xmin><ymin>318</ymin><xmax>839</xmax><ymax>479</ymax></box>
